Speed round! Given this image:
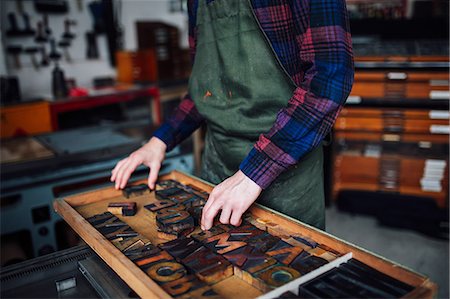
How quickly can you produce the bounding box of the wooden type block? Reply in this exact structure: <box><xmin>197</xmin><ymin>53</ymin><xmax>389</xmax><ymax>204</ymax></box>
<box><xmin>162</xmin><ymin>275</ymin><xmax>207</xmax><ymax>297</ymax></box>
<box><xmin>265</xmin><ymin>240</ymin><xmax>304</xmax><ymax>265</ymax></box>
<box><xmin>156</xmin><ymin>205</ymin><xmax>195</xmax><ymax>233</ymax></box>
<box><xmin>125</xmin><ymin>243</ymin><xmax>160</xmax><ymax>260</ymax></box>
<box><xmin>203</xmin><ymin>232</ymin><xmax>247</xmax><ymax>254</ymax></box>
<box><xmin>144</xmin><ymin>199</ymin><xmax>176</xmax><ymax>212</ymax></box>
<box><xmin>256</xmin><ymin>264</ymin><xmax>301</xmax><ymax>289</ymax></box>
<box><xmin>86</xmin><ymin>212</ymin><xmax>116</xmax><ymax>226</ymax></box>
<box><xmin>291</xmin><ymin>235</ymin><xmax>318</xmax><ymax>248</ymax></box>
<box><xmin>187</xmin><ymin>206</ymin><xmax>203</xmax><ymax>225</ymax></box>
<box><xmin>246</xmin><ymin>232</ymin><xmax>281</xmax><ymax>253</ymax></box>
<box><xmin>227</xmin><ymin>222</ymin><xmax>265</xmax><ymax>241</ymax></box>
<box><xmin>103</xmin><ymin>226</ymin><xmax>138</xmax><ymax>242</ymax></box>
<box><xmin>172</xmin><ymin>194</ymin><xmax>207</xmax><ymax>208</ymax></box>
<box><xmin>107</xmin><ymin>202</ymin><xmax>137</xmax><ymax>216</ymax></box>
<box><xmin>145</xmin><ymin>261</ymin><xmax>187</xmax><ymax>283</ymax></box>
<box><xmin>307</xmin><ymin>247</ymin><xmax>338</xmax><ymax>262</ymax></box>
<box><xmin>181</xmin><ymin>246</ymin><xmax>233</xmax><ymax>284</ymax></box>
<box><xmin>178</xmin><ymin>286</ymin><xmax>221</xmax><ymax>299</ymax></box>
<box><xmin>223</xmin><ymin>245</ymin><xmax>276</xmax><ymax>271</ymax></box>
<box><xmin>191</xmin><ymin>224</ymin><xmax>231</xmax><ymax>242</ymax></box>
<box><xmin>111</xmin><ymin>236</ymin><xmax>144</xmax><ymax>252</ymax></box>
<box><xmin>317</xmin><ymin>243</ymin><xmax>341</xmax><ymax>255</ymax></box>
<box><xmin>157</xmin><ymin>179</ymin><xmax>182</xmax><ymax>189</ymax></box>
<box><xmin>289</xmin><ymin>251</ymin><xmax>328</xmax><ymax>275</ymax></box>
<box><xmin>284</xmin><ymin>237</ymin><xmax>313</xmax><ymax>251</ymax></box>
<box><xmin>134</xmin><ymin>250</ymin><xmax>174</xmax><ymax>268</ymax></box>
<box><xmin>155</xmin><ymin>187</ymin><xmax>184</xmax><ymax>200</ymax></box>
<box><xmin>245</xmin><ymin>216</ymin><xmax>268</xmax><ymax>231</ymax></box>
<box><xmin>185</xmin><ymin>184</ymin><xmax>209</xmax><ymax>199</ymax></box>
<box><xmin>157</xmin><ymin>231</ymin><xmax>178</xmax><ymax>241</ymax></box>
<box><xmin>159</xmin><ymin>237</ymin><xmax>204</xmax><ymax>260</ymax></box>
<box><xmin>122</xmin><ymin>183</ymin><xmax>150</xmax><ymax>198</ymax></box>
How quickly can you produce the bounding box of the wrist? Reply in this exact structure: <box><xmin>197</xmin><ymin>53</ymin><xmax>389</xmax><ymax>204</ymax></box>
<box><xmin>148</xmin><ymin>137</ymin><xmax>167</xmax><ymax>152</ymax></box>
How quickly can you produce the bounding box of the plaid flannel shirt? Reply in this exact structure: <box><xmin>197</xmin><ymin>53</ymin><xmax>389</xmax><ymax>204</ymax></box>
<box><xmin>154</xmin><ymin>0</ymin><xmax>354</xmax><ymax>189</ymax></box>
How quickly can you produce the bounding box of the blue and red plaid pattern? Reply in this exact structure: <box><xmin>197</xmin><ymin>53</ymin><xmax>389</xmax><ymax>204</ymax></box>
<box><xmin>153</xmin><ymin>0</ymin><xmax>354</xmax><ymax>189</ymax></box>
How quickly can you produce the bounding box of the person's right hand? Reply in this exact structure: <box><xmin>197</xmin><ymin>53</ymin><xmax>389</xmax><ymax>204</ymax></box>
<box><xmin>110</xmin><ymin>137</ymin><xmax>167</xmax><ymax>190</ymax></box>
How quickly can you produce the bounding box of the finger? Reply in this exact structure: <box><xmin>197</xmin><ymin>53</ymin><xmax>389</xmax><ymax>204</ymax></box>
<box><xmin>111</xmin><ymin>159</ymin><xmax>126</xmax><ymax>182</ymax></box>
<box><xmin>230</xmin><ymin>209</ymin><xmax>244</xmax><ymax>227</ymax></box>
<box><xmin>148</xmin><ymin>163</ymin><xmax>161</xmax><ymax>189</ymax></box>
<box><xmin>201</xmin><ymin>200</ymin><xmax>222</xmax><ymax>231</ymax></box>
<box><xmin>114</xmin><ymin>160</ymin><xmax>129</xmax><ymax>189</ymax></box>
<box><xmin>201</xmin><ymin>194</ymin><xmax>216</xmax><ymax>227</ymax></box>
<box><xmin>119</xmin><ymin>159</ymin><xmax>141</xmax><ymax>189</ymax></box>
<box><xmin>219</xmin><ymin>206</ymin><xmax>231</xmax><ymax>225</ymax></box>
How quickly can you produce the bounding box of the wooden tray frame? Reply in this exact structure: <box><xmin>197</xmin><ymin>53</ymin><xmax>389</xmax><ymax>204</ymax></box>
<box><xmin>54</xmin><ymin>170</ymin><xmax>437</xmax><ymax>298</ymax></box>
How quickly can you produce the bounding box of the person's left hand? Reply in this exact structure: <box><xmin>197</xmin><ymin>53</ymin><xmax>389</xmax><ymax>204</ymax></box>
<box><xmin>201</xmin><ymin>170</ymin><xmax>262</xmax><ymax>230</ymax></box>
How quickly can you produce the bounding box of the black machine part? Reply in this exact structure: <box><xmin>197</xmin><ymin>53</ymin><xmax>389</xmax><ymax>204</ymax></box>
<box><xmin>1</xmin><ymin>245</ymin><xmax>134</xmax><ymax>299</ymax></box>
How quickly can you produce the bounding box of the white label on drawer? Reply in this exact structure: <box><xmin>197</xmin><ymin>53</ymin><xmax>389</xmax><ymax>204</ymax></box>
<box><xmin>425</xmin><ymin>159</ymin><xmax>447</xmax><ymax>169</ymax></box>
<box><xmin>429</xmin><ymin>110</ymin><xmax>450</xmax><ymax>119</ymax></box>
<box><xmin>346</xmin><ymin>95</ymin><xmax>361</xmax><ymax>104</ymax></box>
<box><xmin>418</xmin><ymin>141</ymin><xmax>432</xmax><ymax>148</ymax></box>
<box><xmin>420</xmin><ymin>179</ymin><xmax>442</xmax><ymax>192</ymax></box>
<box><xmin>430</xmin><ymin>125</ymin><xmax>450</xmax><ymax>134</ymax></box>
<box><xmin>429</xmin><ymin>90</ymin><xmax>450</xmax><ymax>100</ymax></box>
<box><xmin>387</xmin><ymin>72</ymin><xmax>407</xmax><ymax>80</ymax></box>
<box><xmin>429</xmin><ymin>79</ymin><xmax>449</xmax><ymax>87</ymax></box>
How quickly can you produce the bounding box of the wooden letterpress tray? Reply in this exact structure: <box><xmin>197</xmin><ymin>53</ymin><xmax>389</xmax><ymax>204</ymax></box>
<box><xmin>54</xmin><ymin>171</ymin><xmax>436</xmax><ymax>298</ymax></box>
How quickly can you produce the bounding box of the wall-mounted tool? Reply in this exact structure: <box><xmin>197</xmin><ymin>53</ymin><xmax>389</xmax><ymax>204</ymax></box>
<box><xmin>52</xmin><ymin>63</ymin><xmax>68</xmax><ymax>98</ymax></box>
<box><xmin>40</xmin><ymin>46</ymin><xmax>50</xmax><ymax>67</ymax></box>
<box><xmin>58</xmin><ymin>40</ymin><xmax>72</xmax><ymax>63</ymax></box>
<box><xmin>49</xmin><ymin>39</ymin><xmax>62</xmax><ymax>61</ymax></box>
<box><xmin>22</xmin><ymin>13</ymin><xmax>35</xmax><ymax>35</ymax></box>
<box><xmin>85</xmin><ymin>31</ymin><xmax>99</xmax><ymax>59</ymax></box>
<box><xmin>35</xmin><ymin>0</ymin><xmax>69</xmax><ymax>14</ymax></box>
<box><xmin>7</xmin><ymin>46</ymin><xmax>23</xmax><ymax>68</ymax></box>
<box><xmin>35</xmin><ymin>21</ymin><xmax>48</xmax><ymax>43</ymax></box>
<box><xmin>6</xmin><ymin>13</ymin><xmax>20</xmax><ymax>36</ymax></box>
<box><xmin>25</xmin><ymin>47</ymin><xmax>40</xmax><ymax>70</ymax></box>
<box><xmin>62</xmin><ymin>19</ymin><xmax>76</xmax><ymax>40</ymax></box>
<box><xmin>43</xmin><ymin>15</ymin><xmax>52</xmax><ymax>36</ymax></box>
<box><xmin>76</xmin><ymin>0</ymin><xmax>83</xmax><ymax>12</ymax></box>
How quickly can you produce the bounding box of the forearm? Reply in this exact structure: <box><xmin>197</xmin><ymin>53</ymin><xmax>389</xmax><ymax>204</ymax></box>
<box><xmin>153</xmin><ymin>93</ymin><xmax>205</xmax><ymax>151</ymax></box>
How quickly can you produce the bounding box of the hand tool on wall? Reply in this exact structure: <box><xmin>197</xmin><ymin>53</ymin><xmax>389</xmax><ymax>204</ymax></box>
<box><xmin>22</xmin><ymin>13</ymin><xmax>35</xmax><ymax>35</ymax></box>
<box><xmin>62</xmin><ymin>19</ymin><xmax>76</xmax><ymax>40</ymax></box>
<box><xmin>77</xmin><ymin>0</ymin><xmax>83</xmax><ymax>12</ymax></box>
<box><xmin>7</xmin><ymin>46</ymin><xmax>23</xmax><ymax>69</ymax></box>
<box><xmin>35</xmin><ymin>21</ymin><xmax>48</xmax><ymax>43</ymax></box>
<box><xmin>40</xmin><ymin>46</ymin><xmax>50</xmax><ymax>66</ymax></box>
<box><xmin>58</xmin><ymin>40</ymin><xmax>72</xmax><ymax>63</ymax></box>
<box><xmin>25</xmin><ymin>47</ymin><xmax>40</xmax><ymax>69</ymax></box>
<box><xmin>43</xmin><ymin>15</ymin><xmax>52</xmax><ymax>36</ymax></box>
<box><xmin>6</xmin><ymin>13</ymin><xmax>20</xmax><ymax>36</ymax></box>
<box><xmin>85</xmin><ymin>31</ymin><xmax>99</xmax><ymax>59</ymax></box>
<box><xmin>49</xmin><ymin>39</ymin><xmax>62</xmax><ymax>61</ymax></box>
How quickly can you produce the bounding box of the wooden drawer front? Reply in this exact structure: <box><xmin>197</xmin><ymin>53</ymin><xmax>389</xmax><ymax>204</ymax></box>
<box><xmin>334</xmin><ymin>156</ymin><xmax>379</xmax><ymax>185</ymax></box>
<box><xmin>116</xmin><ymin>50</ymin><xmax>158</xmax><ymax>84</ymax></box>
<box><xmin>351</xmin><ymin>71</ymin><xmax>449</xmax><ymax>99</ymax></box>
<box><xmin>1</xmin><ymin>101</ymin><xmax>52</xmax><ymax>138</ymax></box>
<box><xmin>336</xmin><ymin>108</ymin><xmax>449</xmax><ymax>135</ymax></box>
<box><xmin>54</xmin><ymin>171</ymin><xmax>436</xmax><ymax>298</ymax></box>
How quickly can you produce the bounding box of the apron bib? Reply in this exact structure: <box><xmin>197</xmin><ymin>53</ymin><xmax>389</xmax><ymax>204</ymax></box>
<box><xmin>189</xmin><ymin>0</ymin><xmax>325</xmax><ymax>229</ymax></box>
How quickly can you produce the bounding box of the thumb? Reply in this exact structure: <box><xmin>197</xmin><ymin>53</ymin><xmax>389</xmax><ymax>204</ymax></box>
<box><xmin>148</xmin><ymin>162</ymin><xmax>161</xmax><ymax>190</ymax></box>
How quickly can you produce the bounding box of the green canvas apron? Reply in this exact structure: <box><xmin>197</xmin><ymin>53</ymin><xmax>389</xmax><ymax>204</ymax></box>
<box><xmin>189</xmin><ymin>0</ymin><xmax>325</xmax><ymax>229</ymax></box>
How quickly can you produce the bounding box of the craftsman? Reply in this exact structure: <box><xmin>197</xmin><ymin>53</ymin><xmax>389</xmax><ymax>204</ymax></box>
<box><xmin>111</xmin><ymin>0</ymin><xmax>354</xmax><ymax>231</ymax></box>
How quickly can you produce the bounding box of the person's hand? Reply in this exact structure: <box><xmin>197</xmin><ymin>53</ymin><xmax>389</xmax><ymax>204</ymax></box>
<box><xmin>110</xmin><ymin>137</ymin><xmax>167</xmax><ymax>190</ymax></box>
<box><xmin>201</xmin><ymin>170</ymin><xmax>262</xmax><ymax>230</ymax></box>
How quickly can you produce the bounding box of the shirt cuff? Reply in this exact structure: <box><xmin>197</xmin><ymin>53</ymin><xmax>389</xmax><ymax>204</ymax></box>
<box><xmin>239</xmin><ymin>147</ymin><xmax>287</xmax><ymax>189</ymax></box>
<box><xmin>152</xmin><ymin>123</ymin><xmax>176</xmax><ymax>152</ymax></box>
